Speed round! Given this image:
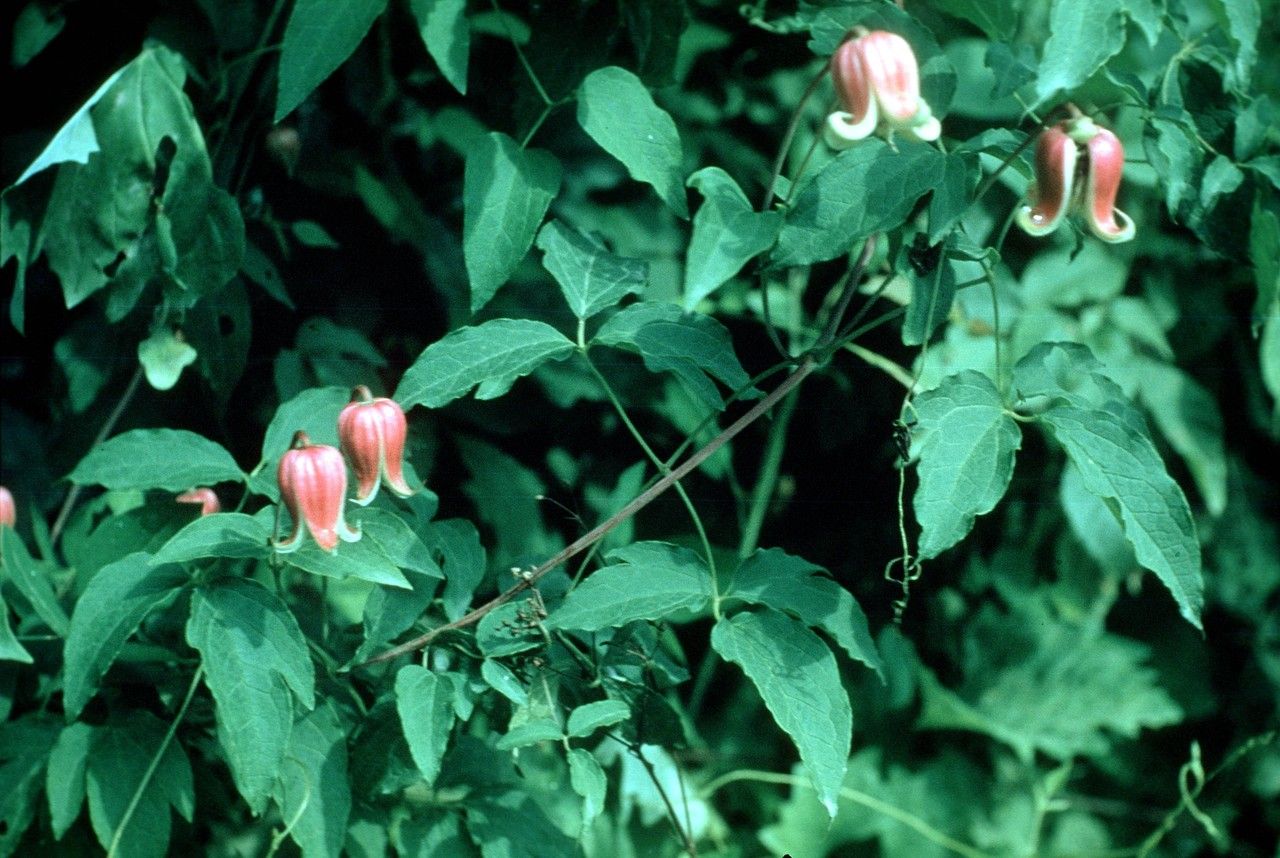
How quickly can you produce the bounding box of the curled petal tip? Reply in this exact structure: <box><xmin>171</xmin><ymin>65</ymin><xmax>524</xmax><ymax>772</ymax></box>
<box><xmin>824</xmin><ymin>110</ymin><xmax>877</xmax><ymax>149</ymax></box>
<box><xmin>1087</xmin><ymin>207</ymin><xmax>1136</xmax><ymax>243</ymax></box>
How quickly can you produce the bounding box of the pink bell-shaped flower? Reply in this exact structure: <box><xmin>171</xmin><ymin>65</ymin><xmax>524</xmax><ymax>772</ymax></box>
<box><xmin>0</xmin><ymin>486</ymin><xmax>15</xmax><ymax>528</ymax></box>
<box><xmin>1016</xmin><ymin>117</ymin><xmax>1134</xmax><ymax>243</ymax></box>
<box><xmin>274</xmin><ymin>431</ymin><xmax>360</xmax><ymax>553</ymax></box>
<box><xmin>176</xmin><ymin>488</ymin><xmax>221</xmax><ymax>516</ymax></box>
<box><xmin>338</xmin><ymin>385</ymin><xmax>414</xmax><ymax>505</ymax></box>
<box><xmin>824</xmin><ymin>30</ymin><xmax>940</xmax><ymax>149</ymax></box>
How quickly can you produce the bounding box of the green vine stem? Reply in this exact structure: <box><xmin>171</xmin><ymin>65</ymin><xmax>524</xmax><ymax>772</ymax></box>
<box><xmin>699</xmin><ymin>769</ymin><xmax>993</xmax><ymax>858</ymax></box>
<box><xmin>358</xmin><ymin>356</ymin><xmax>817</xmax><ymax>667</ymax></box>
<box><xmin>106</xmin><ymin>665</ymin><xmax>204</xmax><ymax>858</ymax></box>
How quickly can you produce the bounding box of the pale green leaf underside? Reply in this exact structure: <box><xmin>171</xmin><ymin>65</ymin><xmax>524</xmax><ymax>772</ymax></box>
<box><xmin>69</xmin><ymin>429</ymin><xmax>243</xmax><ymax>491</ymax></box>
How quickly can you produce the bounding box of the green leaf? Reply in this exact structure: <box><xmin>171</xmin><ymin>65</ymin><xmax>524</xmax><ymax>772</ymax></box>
<box><xmin>567</xmin><ymin>748</ymin><xmax>607</xmax><ymax>824</ymax></box>
<box><xmin>1135</xmin><ymin>360</ymin><xmax>1228</xmax><ymax>517</ymax></box>
<box><xmin>926</xmin><ymin>154</ymin><xmax>977</xmax><ymax>243</ymax></box>
<box><xmin>773</xmin><ymin>140</ymin><xmax>945</xmax><ymax>267</ymax></box>
<box><xmin>47</xmin><ymin>722</ymin><xmax>95</xmax><ymax>838</ymax></box>
<box><xmin>464</xmin><ymin>133</ymin><xmax>562</xmax><ymax>312</ymax></box>
<box><xmin>411</xmin><ymin>0</ymin><xmax>470</xmax><ymax>93</ymax></box>
<box><xmin>1014</xmin><ymin>344</ymin><xmax>1203</xmax><ymax>628</ymax></box>
<box><xmin>428</xmin><ymin>519</ymin><xmax>487</xmax><ymax>622</ymax></box>
<box><xmin>354</xmin><ymin>565</ymin><xmax>438</xmax><ymax>664</ymax></box>
<box><xmin>1144</xmin><ymin>111</ymin><xmax>1203</xmax><ymax>221</ymax></box>
<box><xmin>0</xmin><ymin>593</ymin><xmax>32</xmax><ymax>664</ymax></box>
<box><xmin>918</xmin><ymin>609</ymin><xmax>1182</xmax><ymax>761</ymax></box>
<box><xmin>12</xmin><ymin>66</ymin><xmax>127</xmax><ymax>185</ymax></box>
<box><xmin>537</xmin><ymin>219</ymin><xmax>648</xmax><ymax>320</ymax></box>
<box><xmin>463</xmin><ymin>792</ymin><xmax>578</xmax><ymax>858</ymax></box>
<box><xmin>1210</xmin><ymin>0</ymin><xmax>1260</xmax><ymax>91</ymax></box>
<box><xmin>1</xmin><ymin>527</ymin><xmax>70</xmax><ymax>636</ymax></box>
<box><xmin>150</xmin><ymin>513</ymin><xmax>272</xmax><ymax>565</ymax></box>
<box><xmin>481</xmin><ymin>660</ymin><xmax>528</xmax><ymax>706</ymax></box>
<box><xmin>909</xmin><ymin>371</ymin><xmax>1021</xmax><ymax>558</ymax></box>
<box><xmin>283</xmin><ymin>532</ymin><xmax>413</xmax><ymax>589</ymax></box>
<box><xmin>457</xmin><ymin>436</ymin><xmax>561</xmax><ymax>571</ymax></box>
<box><xmin>729</xmin><ymin>548</ymin><xmax>883</xmax><ymax>678</ymax></box>
<box><xmin>249</xmin><ymin>385</ymin><xmax>351</xmax><ymax>499</ymax></box>
<box><xmin>496</xmin><ymin>719</ymin><xmax>563</xmax><ymax>750</ymax></box>
<box><xmin>593</xmin><ymin>301</ymin><xmax>754</xmax><ymax>410</ymax></box>
<box><xmin>397</xmin><ymin>319</ymin><xmax>576</xmax><ymax>409</ymax></box>
<box><xmin>901</xmin><ymin>254</ymin><xmax>958</xmax><ymax>347</ymax></box>
<box><xmin>85</xmin><ymin>716</ymin><xmax>193</xmax><ymax>858</ymax></box>
<box><xmin>70</xmin><ymin>429</ymin><xmax>243</xmax><ymax>492</ymax></box>
<box><xmin>566</xmin><ymin>699</ymin><xmax>631</xmax><ymax>737</ymax></box>
<box><xmin>350</xmin><ymin>507</ymin><xmax>443</xmax><ymax>578</ymax></box>
<box><xmin>929</xmin><ymin>0</ymin><xmax>1018</xmax><ymax>39</ymax></box>
<box><xmin>291</xmin><ymin>219</ymin><xmax>340</xmax><ymax>248</ymax></box>
<box><xmin>276</xmin><ymin>0</ymin><xmax>390</xmax><ymax>121</ymax></box>
<box><xmin>1036</xmin><ymin>0</ymin><xmax>1127</xmax><ymax>101</ymax></box>
<box><xmin>395</xmin><ymin>665</ymin><xmax>456</xmax><ymax>784</ymax></box>
<box><xmin>712</xmin><ymin>608</ymin><xmax>851</xmax><ymax>817</ymax></box>
<box><xmin>0</xmin><ymin>716</ymin><xmax>59</xmax><ymax>853</ymax></box>
<box><xmin>546</xmin><ymin>542</ymin><xmax>714</xmax><ymax>631</ymax></box>
<box><xmin>272</xmin><ymin>702</ymin><xmax>351</xmax><ymax>858</ymax></box>
<box><xmin>187</xmin><ymin>578</ymin><xmax>316</xmax><ymax>813</ymax></box>
<box><xmin>63</xmin><ymin>553</ymin><xmax>186</xmax><ymax>720</ymax></box>
<box><xmin>11</xmin><ymin>1</ymin><xmax>65</xmax><ymax>67</ymax></box>
<box><xmin>577</xmin><ymin>66</ymin><xmax>688</xmax><ymax>217</ymax></box>
<box><xmin>683</xmin><ymin>167</ymin><xmax>782</xmax><ymax>310</ymax></box>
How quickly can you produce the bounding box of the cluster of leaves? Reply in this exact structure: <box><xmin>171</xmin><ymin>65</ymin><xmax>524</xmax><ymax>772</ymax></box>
<box><xmin>1</xmin><ymin>0</ymin><xmax>1278</xmax><ymax>857</ymax></box>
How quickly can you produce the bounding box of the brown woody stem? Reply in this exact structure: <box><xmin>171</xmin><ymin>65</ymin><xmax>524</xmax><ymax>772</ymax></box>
<box><xmin>357</xmin><ymin>357</ymin><xmax>817</xmax><ymax>667</ymax></box>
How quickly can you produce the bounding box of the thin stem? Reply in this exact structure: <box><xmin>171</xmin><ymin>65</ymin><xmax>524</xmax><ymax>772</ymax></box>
<box><xmin>51</xmin><ymin>366</ymin><xmax>145</xmax><ymax>546</ymax></box>
<box><xmin>984</xmin><ymin>261</ymin><xmax>1005</xmax><ymax>394</ymax></box>
<box><xmin>211</xmin><ymin>0</ymin><xmax>288</xmax><ymax>162</ymax></box>
<box><xmin>816</xmin><ymin>235</ymin><xmax>878</xmax><ymax>349</ymax></box>
<box><xmin>760</xmin><ymin>61</ymin><xmax>830</xmax><ymax>211</ymax></box>
<box><xmin>737</xmin><ymin>385</ymin><xmax>800</xmax><ymax>559</ymax></box>
<box><xmin>490</xmin><ymin>0</ymin><xmax>552</xmax><ymax>105</ymax></box>
<box><xmin>970</xmin><ymin>128</ymin><xmax>1038</xmax><ymax>205</ymax></box>
<box><xmin>520</xmin><ymin>103</ymin><xmax>555</xmax><ymax>149</ymax></box>
<box><xmin>106</xmin><ymin>665</ymin><xmax>204</xmax><ymax>858</ymax></box>
<box><xmin>846</xmin><ymin>343</ymin><xmax>913</xmax><ymax>389</ymax></box>
<box><xmin>617</xmin><ymin>737</ymin><xmax>697</xmax><ymax>856</ymax></box>
<box><xmin>580</xmin><ymin>351</ymin><xmax>720</xmax><ymax>612</ymax></box>
<box><xmin>358</xmin><ymin>358</ymin><xmax>817</xmax><ymax>667</ymax></box>
<box><xmin>700</xmin><ymin>770</ymin><xmax>992</xmax><ymax>858</ymax></box>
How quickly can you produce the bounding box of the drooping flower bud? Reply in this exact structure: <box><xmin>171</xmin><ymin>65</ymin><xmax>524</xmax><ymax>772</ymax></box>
<box><xmin>275</xmin><ymin>431</ymin><xmax>360</xmax><ymax>554</ymax></box>
<box><xmin>824</xmin><ymin>30</ymin><xmax>940</xmax><ymax>149</ymax></box>
<box><xmin>0</xmin><ymin>486</ymin><xmax>15</xmax><ymax>528</ymax></box>
<box><xmin>1016</xmin><ymin>117</ymin><xmax>1134</xmax><ymax>244</ymax></box>
<box><xmin>338</xmin><ymin>385</ymin><xmax>414</xmax><ymax>505</ymax></box>
<box><xmin>176</xmin><ymin>488</ymin><xmax>221</xmax><ymax>516</ymax></box>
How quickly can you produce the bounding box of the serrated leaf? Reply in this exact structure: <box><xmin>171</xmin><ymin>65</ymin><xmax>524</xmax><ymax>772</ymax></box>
<box><xmin>85</xmin><ymin>716</ymin><xmax>193</xmax><ymax>858</ymax></box>
<box><xmin>427</xmin><ymin>518</ymin><xmax>487</xmax><ymax>622</ymax></box>
<box><xmin>926</xmin><ymin>154</ymin><xmax>977</xmax><ymax>243</ymax></box>
<box><xmin>683</xmin><ymin>167</ymin><xmax>782</xmax><ymax>310</ymax></box>
<box><xmin>276</xmin><ymin>0</ymin><xmax>390</xmax><ymax>120</ymax></box>
<box><xmin>917</xmin><ymin>609</ymin><xmax>1182</xmax><ymax>761</ymax></box>
<box><xmin>395</xmin><ymin>665</ymin><xmax>456</xmax><ymax>784</ymax></box>
<box><xmin>593</xmin><ymin>301</ymin><xmax>754</xmax><ymax>410</ymax></box>
<box><xmin>63</xmin><ymin>553</ymin><xmax>186</xmax><ymax>720</ymax></box>
<box><xmin>150</xmin><ymin>512</ymin><xmax>272</xmax><ymax>565</ymax></box>
<box><xmin>464</xmin><ymin>133</ymin><xmax>561</xmax><ymax>312</ymax></box>
<box><xmin>47</xmin><ymin>722</ymin><xmax>94</xmax><ymax>838</ymax></box>
<box><xmin>411</xmin><ymin>0</ymin><xmax>469</xmax><ymax>93</ymax></box>
<box><xmin>930</xmin><ymin>0</ymin><xmax>1018</xmax><ymax>39</ymax></box>
<box><xmin>1036</xmin><ymin>0</ymin><xmax>1127</xmax><ymax>100</ymax></box>
<box><xmin>909</xmin><ymin>371</ymin><xmax>1021</xmax><ymax>558</ymax></box>
<box><xmin>577</xmin><ymin>66</ymin><xmax>688</xmax><ymax>217</ymax></box>
<box><xmin>729</xmin><ymin>548</ymin><xmax>883</xmax><ymax>678</ymax></box>
<box><xmin>567</xmin><ymin>748</ymin><xmax>607</xmax><ymax>825</ymax></box>
<box><xmin>566</xmin><ymin>699</ymin><xmax>630</xmax><ymax>737</ymax></box>
<box><xmin>1</xmin><ymin>527</ymin><xmax>70</xmax><ymax>636</ymax></box>
<box><xmin>712</xmin><ymin>608</ymin><xmax>851</xmax><ymax>817</ymax></box>
<box><xmin>12</xmin><ymin>67</ymin><xmax>126</xmax><ymax>185</ymax></box>
<box><xmin>546</xmin><ymin>542</ymin><xmax>713</xmax><ymax>631</ymax></box>
<box><xmin>537</xmin><ymin>219</ymin><xmax>647</xmax><ymax>320</ymax></box>
<box><xmin>773</xmin><ymin>140</ymin><xmax>945</xmax><ymax>268</ymax></box>
<box><xmin>397</xmin><ymin>319</ymin><xmax>576</xmax><ymax>409</ymax></box>
<box><xmin>901</xmin><ymin>255</ymin><xmax>958</xmax><ymax>347</ymax></box>
<box><xmin>69</xmin><ymin>429</ymin><xmax>243</xmax><ymax>492</ymax></box>
<box><xmin>1211</xmin><ymin>0</ymin><xmax>1260</xmax><ymax>91</ymax></box>
<box><xmin>187</xmin><ymin>578</ymin><xmax>315</xmax><ymax>813</ymax></box>
<box><xmin>272</xmin><ymin>702</ymin><xmax>351</xmax><ymax>858</ymax></box>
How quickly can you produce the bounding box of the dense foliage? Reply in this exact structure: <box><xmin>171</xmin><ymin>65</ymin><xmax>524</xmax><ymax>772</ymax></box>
<box><xmin>1</xmin><ymin>0</ymin><xmax>1278</xmax><ymax>856</ymax></box>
